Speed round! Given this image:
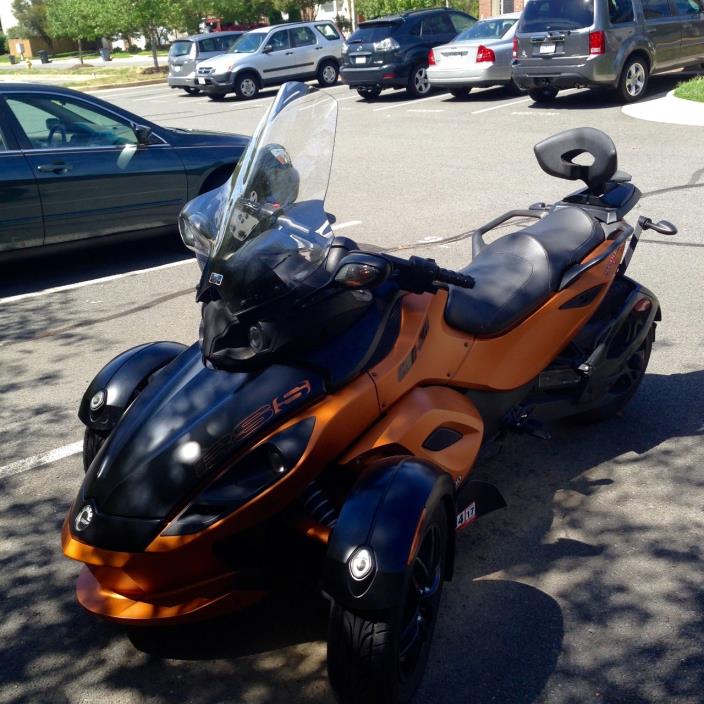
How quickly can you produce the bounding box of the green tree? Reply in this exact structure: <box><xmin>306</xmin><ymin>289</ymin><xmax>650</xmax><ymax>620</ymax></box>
<box><xmin>127</xmin><ymin>0</ymin><xmax>183</xmax><ymax>68</ymax></box>
<box><xmin>11</xmin><ymin>0</ymin><xmax>52</xmax><ymax>45</ymax></box>
<box><xmin>356</xmin><ymin>0</ymin><xmax>479</xmax><ymax>20</ymax></box>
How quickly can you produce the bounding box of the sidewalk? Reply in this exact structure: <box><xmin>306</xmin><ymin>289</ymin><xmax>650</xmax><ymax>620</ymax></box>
<box><xmin>1</xmin><ymin>54</ymin><xmax>166</xmax><ymax>71</ymax></box>
<box><xmin>623</xmin><ymin>89</ymin><xmax>704</xmax><ymax>127</ymax></box>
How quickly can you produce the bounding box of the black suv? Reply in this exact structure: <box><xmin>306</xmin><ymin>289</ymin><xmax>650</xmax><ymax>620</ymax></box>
<box><xmin>340</xmin><ymin>8</ymin><xmax>476</xmax><ymax>99</ymax></box>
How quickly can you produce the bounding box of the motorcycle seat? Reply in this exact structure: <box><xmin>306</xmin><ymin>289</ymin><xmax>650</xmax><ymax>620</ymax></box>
<box><xmin>445</xmin><ymin>207</ymin><xmax>605</xmax><ymax>337</ymax></box>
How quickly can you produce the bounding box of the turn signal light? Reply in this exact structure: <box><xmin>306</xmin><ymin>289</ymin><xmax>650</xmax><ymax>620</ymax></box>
<box><xmin>512</xmin><ymin>36</ymin><xmax>518</xmax><ymax>58</ymax></box>
<box><xmin>634</xmin><ymin>298</ymin><xmax>652</xmax><ymax>313</ymax></box>
<box><xmin>428</xmin><ymin>48</ymin><xmax>436</xmax><ymax>66</ymax></box>
<box><xmin>589</xmin><ymin>31</ymin><xmax>606</xmax><ymax>55</ymax></box>
<box><xmin>476</xmin><ymin>45</ymin><xmax>495</xmax><ymax>63</ymax></box>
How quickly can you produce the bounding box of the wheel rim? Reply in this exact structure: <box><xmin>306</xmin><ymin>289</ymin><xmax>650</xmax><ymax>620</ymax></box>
<box><xmin>625</xmin><ymin>63</ymin><xmax>645</xmax><ymax>97</ymax></box>
<box><xmin>414</xmin><ymin>67</ymin><xmax>430</xmax><ymax>95</ymax></box>
<box><xmin>322</xmin><ymin>65</ymin><xmax>337</xmax><ymax>84</ymax></box>
<box><xmin>604</xmin><ymin>323</ymin><xmax>650</xmax><ymax>398</ymax></box>
<box><xmin>240</xmin><ymin>78</ymin><xmax>256</xmax><ymax>97</ymax></box>
<box><xmin>398</xmin><ymin>522</ymin><xmax>443</xmax><ymax>682</ymax></box>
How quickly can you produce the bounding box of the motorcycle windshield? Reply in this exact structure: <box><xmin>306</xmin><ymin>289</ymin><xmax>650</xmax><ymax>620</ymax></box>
<box><xmin>200</xmin><ymin>82</ymin><xmax>338</xmax><ymax>315</ymax></box>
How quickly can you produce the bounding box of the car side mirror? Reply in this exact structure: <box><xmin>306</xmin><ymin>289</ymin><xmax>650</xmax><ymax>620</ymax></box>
<box><xmin>133</xmin><ymin>124</ymin><xmax>153</xmax><ymax>145</ymax></box>
<box><xmin>262</xmin><ymin>44</ymin><xmax>273</xmax><ymax>54</ymax></box>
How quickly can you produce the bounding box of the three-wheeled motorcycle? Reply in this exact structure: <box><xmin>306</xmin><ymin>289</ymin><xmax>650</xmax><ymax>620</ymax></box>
<box><xmin>62</xmin><ymin>82</ymin><xmax>676</xmax><ymax>704</ymax></box>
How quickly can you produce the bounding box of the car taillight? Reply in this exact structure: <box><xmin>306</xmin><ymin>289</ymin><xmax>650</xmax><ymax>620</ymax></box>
<box><xmin>428</xmin><ymin>48</ymin><xmax>436</xmax><ymax>66</ymax></box>
<box><xmin>476</xmin><ymin>45</ymin><xmax>495</xmax><ymax>63</ymax></box>
<box><xmin>512</xmin><ymin>36</ymin><xmax>518</xmax><ymax>58</ymax></box>
<box><xmin>589</xmin><ymin>31</ymin><xmax>605</xmax><ymax>55</ymax></box>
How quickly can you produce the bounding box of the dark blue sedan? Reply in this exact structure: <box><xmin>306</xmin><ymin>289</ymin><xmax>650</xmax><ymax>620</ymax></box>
<box><xmin>0</xmin><ymin>83</ymin><xmax>248</xmax><ymax>256</ymax></box>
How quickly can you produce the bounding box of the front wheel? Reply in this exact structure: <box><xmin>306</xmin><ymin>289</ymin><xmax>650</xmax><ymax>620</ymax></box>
<box><xmin>327</xmin><ymin>502</ymin><xmax>448</xmax><ymax>704</ymax></box>
<box><xmin>617</xmin><ymin>56</ymin><xmax>649</xmax><ymax>103</ymax></box>
<box><xmin>407</xmin><ymin>64</ymin><xmax>432</xmax><ymax>98</ymax></box>
<box><xmin>317</xmin><ymin>59</ymin><xmax>339</xmax><ymax>87</ymax></box>
<box><xmin>182</xmin><ymin>86</ymin><xmax>200</xmax><ymax>96</ymax></box>
<box><xmin>234</xmin><ymin>74</ymin><xmax>259</xmax><ymax>100</ymax></box>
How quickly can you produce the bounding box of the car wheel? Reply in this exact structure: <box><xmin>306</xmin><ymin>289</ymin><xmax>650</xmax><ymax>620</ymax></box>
<box><xmin>234</xmin><ymin>74</ymin><xmax>259</xmax><ymax>100</ymax></box>
<box><xmin>407</xmin><ymin>64</ymin><xmax>432</xmax><ymax>98</ymax></box>
<box><xmin>449</xmin><ymin>87</ymin><xmax>472</xmax><ymax>98</ymax></box>
<box><xmin>208</xmin><ymin>93</ymin><xmax>226</xmax><ymax>101</ymax></box>
<box><xmin>326</xmin><ymin>501</ymin><xmax>448</xmax><ymax>704</ymax></box>
<box><xmin>317</xmin><ymin>59</ymin><xmax>339</xmax><ymax>87</ymax></box>
<box><xmin>356</xmin><ymin>86</ymin><xmax>382</xmax><ymax>100</ymax></box>
<box><xmin>183</xmin><ymin>87</ymin><xmax>200</xmax><ymax>96</ymax></box>
<box><xmin>506</xmin><ymin>78</ymin><xmax>527</xmax><ymax>96</ymax></box>
<box><xmin>617</xmin><ymin>56</ymin><xmax>649</xmax><ymax>103</ymax></box>
<box><xmin>528</xmin><ymin>86</ymin><xmax>558</xmax><ymax>103</ymax></box>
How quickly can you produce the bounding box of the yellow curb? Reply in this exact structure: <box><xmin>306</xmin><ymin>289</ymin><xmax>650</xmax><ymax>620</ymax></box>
<box><xmin>84</xmin><ymin>78</ymin><xmax>166</xmax><ymax>92</ymax></box>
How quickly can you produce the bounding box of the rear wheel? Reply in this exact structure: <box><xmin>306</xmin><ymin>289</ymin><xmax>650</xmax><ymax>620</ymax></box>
<box><xmin>234</xmin><ymin>74</ymin><xmax>259</xmax><ymax>100</ymax></box>
<box><xmin>572</xmin><ymin>323</ymin><xmax>654</xmax><ymax>423</ymax></box>
<box><xmin>507</xmin><ymin>78</ymin><xmax>527</xmax><ymax>95</ymax></box>
<box><xmin>617</xmin><ymin>56</ymin><xmax>649</xmax><ymax>103</ymax></box>
<box><xmin>407</xmin><ymin>64</ymin><xmax>431</xmax><ymax>98</ymax></box>
<box><xmin>182</xmin><ymin>86</ymin><xmax>200</xmax><ymax>96</ymax></box>
<box><xmin>529</xmin><ymin>86</ymin><xmax>558</xmax><ymax>103</ymax></box>
<box><xmin>317</xmin><ymin>59</ymin><xmax>339</xmax><ymax>87</ymax></box>
<box><xmin>449</xmin><ymin>87</ymin><xmax>472</xmax><ymax>98</ymax></box>
<box><xmin>327</xmin><ymin>502</ymin><xmax>448</xmax><ymax>704</ymax></box>
<box><xmin>357</xmin><ymin>86</ymin><xmax>382</xmax><ymax>100</ymax></box>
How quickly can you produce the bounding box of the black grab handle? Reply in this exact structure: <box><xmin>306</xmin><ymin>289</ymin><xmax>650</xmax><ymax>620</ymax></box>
<box><xmin>639</xmin><ymin>217</ymin><xmax>677</xmax><ymax>236</ymax></box>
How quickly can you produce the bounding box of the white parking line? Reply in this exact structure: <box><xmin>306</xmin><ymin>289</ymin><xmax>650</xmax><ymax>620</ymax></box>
<box><xmin>0</xmin><ymin>441</ymin><xmax>83</xmax><ymax>480</ymax></box>
<box><xmin>331</xmin><ymin>220</ymin><xmax>362</xmax><ymax>231</ymax></box>
<box><xmin>0</xmin><ymin>259</ymin><xmax>194</xmax><ymax>304</ymax></box>
<box><xmin>407</xmin><ymin>108</ymin><xmax>445</xmax><ymax>113</ymax></box>
<box><xmin>471</xmin><ymin>97</ymin><xmax>532</xmax><ymax>114</ymax></box>
<box><xmin>373</xmin><ymin>92</ymin><xmax>449</xmax><ymax>111</ymax></box>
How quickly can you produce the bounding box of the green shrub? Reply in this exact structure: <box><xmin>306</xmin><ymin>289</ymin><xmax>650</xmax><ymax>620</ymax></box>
<box><xmin>674</xmin><ymin>77</ymin><xmax>704</xmax><ymax>103</ymax></box>
<box><xmin>0</xmin><ymin>32</ymin><xmax>7</xmax><ymax>55</ymax></box>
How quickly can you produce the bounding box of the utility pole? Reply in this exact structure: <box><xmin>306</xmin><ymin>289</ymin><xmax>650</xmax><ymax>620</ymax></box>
<box><xmin>350</xmin><ymin>0</ymin><xmax>357</xmax><ymax>31</ymax></box>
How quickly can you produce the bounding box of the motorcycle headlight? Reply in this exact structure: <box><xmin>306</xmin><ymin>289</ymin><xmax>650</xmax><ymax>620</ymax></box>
<box><xmin>163</xmin><ymin>417</ymin><xmax>316</xmax><ymax>535</ymax></box>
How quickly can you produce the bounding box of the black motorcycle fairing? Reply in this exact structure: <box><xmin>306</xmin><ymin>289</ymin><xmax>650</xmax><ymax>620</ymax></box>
<box><xmin>74</xmin><ymin>343</ymin><xmax>325</xmax><ymax>534</ymax></box>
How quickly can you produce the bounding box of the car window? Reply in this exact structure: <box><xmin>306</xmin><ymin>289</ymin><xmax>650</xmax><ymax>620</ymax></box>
<box><xmin>421</xmin><ymin>14</ymin><xmax>455</xmax><ymax>36</ymax></box>
<box><xmin>217</xmin><ymin>35</ymin><xmax>238</xmax><ymax>51</ymax></box>
<box><xmin>674</xmin><ymin>0</ymin><xmax>702</xmax><ymax>13</ymax></box>
<box><xmin>521</xmin><ymin>0</ymin><xmax>595</xmax><ymax>31</ymax></box>
<box><xmin>232</xmin><ymin>33</ymin><xmax>265</xmax><ymax>53</ymax></box>
<box><xmin>268</xmin><ymin>29</ymin><xmax>291</xmax><ymax>51</ymax></box>
<box><xmin>169</xmin><ymin>40</ymin><xmax>192</xmax><ymax>58</ymax></box>
<box><xmin>6</xmin><ymin>95</ymin><xmax>138</xmax><ymax>150</ymax></box>
<box><xmin>608</xmin><ymin>0</ymin><xmax>635</xmax><ymax>22</ymax></box>
<box><xmin>457</xmin><ymin>18</ymin><xmax>517</xmax><ymax>40</ymax></box>
<box><xmin>291</xmin><ymin>26</ymin><xmax>316</xmax><ymax>47</ymax></box>
<box><xmin>643</xmin><ymin>0</ymin><xmax>674</xmax><ymax>17</ymax></box>
<box><xmin>0</xmin><ymin>128</ymin><xmax>7</xmax><ymax>151</ymax></box>
<box><xmin>449</xmin><ymin>12</ymin><xmax>475</xmax><ymax>33</ymax></box>
<box><xmin>199</xmin><ymin>37</ymin><xmax>219</xmax><ymax>53</ymax></box>
<box><xmin>349</xmin><ymin>22</ymin><xmax>400</xmax><ymax>43</ymax></box>
<box><xmin>315</xmin><ymin>23</ymin><xmax>340</xmax><ymax>40</ymax></box>
<box><xmin>408</xmin><ymin>21</ymin><xmax>421</xmax><ymax>37</ymax></box>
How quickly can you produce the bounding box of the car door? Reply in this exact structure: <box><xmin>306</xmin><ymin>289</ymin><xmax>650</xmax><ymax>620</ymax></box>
<box><xmin>674</xmin><ymin>0</ymin><xmax>704</xmax><ymax>62</ymax></box>
<box><xmin>289</xmin><ymin>26</ymin><xmax>319</xmax><ymax>78</ymax></box>
<box><xmin>642</xmin><ymin>0</ymin><xmax>684</xmax><ymax>69</ymax></box>
<box><xmin>0</xmin><ymin>100</ymin><xmax>44</xmax><ymax>253</ymax></box>
<box><xmin>4</xmin><ymin>92</ymin><xmax>187</xmax><ymax>246</ymax></box>
<box><xmin>260</xmin><ymin>29</ymin><xmax>298</xmax><ymax>83</ymax></box>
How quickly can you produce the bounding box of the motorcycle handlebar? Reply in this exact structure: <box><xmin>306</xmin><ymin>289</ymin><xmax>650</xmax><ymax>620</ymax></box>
<box><xmin>435</xmin><ymin>267</ymin><xmax>476</xmax><ymax>289</ymax></box>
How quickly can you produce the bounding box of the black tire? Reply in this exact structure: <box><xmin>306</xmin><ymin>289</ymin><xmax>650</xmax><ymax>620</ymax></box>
<box><xmin>572</xmin><ymin>323</ymin><xmax>654</xmax><ymax>424</ymax></box>
<box><xmin>208</xmin><ymin>92</ymin><xmax>226</xmax><ymax>101</ymax></box>
<box><xmin>449</xmin><ymin>87</ymin><xmax>472</xmax><ymax>98</ymax></box>
<box><xmin>528</xmin><ymin>86</ymin><xmax>558</xmax><ymax>103</ymax></box>
<box><xmin>83</xmin><ymin>427</ymin><xmax>107</xmax><ymax>472</ymax></box>
<box><xmin>506</xmin><ymin>78</ymin><xmax>527</xmax><ymax>96</ymax></box>
<box><xmin>182</xmin><ymin>86</ymin><xmax>200</xmax><ymax>96</ymax></box>
<box><xmin>617</xmin><ymin>55</ymin><xmax>649</xmax><ymax>103</ymax></box>
<box><xmin>317</xmin><ymin>59</ymin><xmax>339</xmax><ymax>87</ymax></box>
<box><xmin>356</xmin><ymin>86</ymin><xmax>382</xmax><ymax>100</ymax></box>
<box><xmin>234</xmin><ymin>73</ymin><xmax>259</xmax><ymax>100</ymax></box>
<box><xmin>327</xmin><ymin>502</ymin><xmax>448</xmax><ymax>704</ymax></box>
<box><xmin>406</xmin><ymin>63</ymin><xmax>432</xmax><ymax>99</ymax></box>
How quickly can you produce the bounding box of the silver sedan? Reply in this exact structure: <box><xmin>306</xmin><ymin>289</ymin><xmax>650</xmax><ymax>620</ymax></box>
<box><xmin>427</xmin><ymin>13</ymin><xmax>522</xmax><ymax>98</ymax></box>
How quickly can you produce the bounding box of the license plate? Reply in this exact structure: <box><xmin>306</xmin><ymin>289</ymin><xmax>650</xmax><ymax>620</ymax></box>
<box><xmin>353</xmin><ymin>56</ymin><xmax>367</xmax><ymax>65</ymax></box>
<box><xmin>540</xmin><ymin>42</ymin><xmax>556</xmax><ymax>54</ymax></box>
<box><xmin>197</xmin><ymin>77</ymin><xmax>207</xmax><ymax>84</ymax></box>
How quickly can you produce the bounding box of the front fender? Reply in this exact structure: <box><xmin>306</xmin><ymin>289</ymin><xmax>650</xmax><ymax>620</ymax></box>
<box><xmin>323</xmin><ymin>456</ymin><xmax>455</xmax><ymax>613</ymax></box>
<box><xmin>78</xmin><ymin>341</ymin><xmax>187</xmax><ymax>433</ymax></box>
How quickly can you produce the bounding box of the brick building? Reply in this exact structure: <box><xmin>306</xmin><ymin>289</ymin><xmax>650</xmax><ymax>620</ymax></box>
<box><xmin>478</xmin><ymin>0</ymin><xmax>526</xmax><ymax>18</ymax></box>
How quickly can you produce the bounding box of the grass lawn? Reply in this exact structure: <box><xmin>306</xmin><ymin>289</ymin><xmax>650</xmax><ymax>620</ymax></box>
<box><xmin>0</xmin><ymin>65</ymin><xmax>166</xmax><ymax>88</ymax></box>
<box><xmin>674</xmin><ymin>76</ymin><xmax>704</xmax><ymax>102</ymax></box>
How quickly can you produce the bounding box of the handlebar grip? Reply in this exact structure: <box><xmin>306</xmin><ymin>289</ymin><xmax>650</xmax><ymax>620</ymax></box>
<box><xmin>437</xmin><ymin>267</ymin><xmax>476</xmax><ymax>289</ymax></box>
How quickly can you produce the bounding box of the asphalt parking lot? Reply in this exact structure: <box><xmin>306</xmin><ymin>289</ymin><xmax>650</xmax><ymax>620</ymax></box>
<box><xmin>1</xmin><ymin>74</ymin><xmax>703</xmax><ymax>704</ymax></box>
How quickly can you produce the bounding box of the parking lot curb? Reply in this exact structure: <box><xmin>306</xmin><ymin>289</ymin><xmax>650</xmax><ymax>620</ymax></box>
<box><xmin>623</xmin><ymin>90</ymin><xmax>704</xmax><ymax>127</ymax></box>
<box><xmin>86</xmin><ymin>78</ymin><xmax>166</xmax><ymax>92</ymax></box>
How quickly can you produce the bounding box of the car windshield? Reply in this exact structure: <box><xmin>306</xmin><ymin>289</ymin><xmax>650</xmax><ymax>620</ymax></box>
<box><xmin>347</xmin><ymin>22</ymin><xmax>400</xmax><ymax>44</ymax></box>
<box><xmin>456</xmin><ymin>18</ymin><xmax>517</xmax><ymax>40</ymax></box>
<box><xmin>169</xmin><ymin>40</ymin><xmax>192</xmax><ymax>57</ymax></box>
<box><xmin>230</xmin><ymin>32</ymin><xmax>266</xmax><ymax>53</ymax></box>
<box><xmin>198</xmin><ymin>82</ymin><xmax>338</xmax><ymax>316</ymax></box>
<box><xmin>520</xmin><ymin>0</ymin><xmax>595</xmax><ymax>31</ymax></box>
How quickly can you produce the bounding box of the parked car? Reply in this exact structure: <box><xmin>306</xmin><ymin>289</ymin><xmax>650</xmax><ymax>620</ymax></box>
<box><xmin>168</xmin><ymin>31</ymin><xmax>244</xmax><ymax>95</ymax></box>
<box><xmin>195</xmin><ymin>21</ymin><xmax>344</xmax><ymax>100</ymax></box>
<box><xmin>427</xmin><ymin>12</ymin><xmax>523</xmax><ymax>97</ymax></box>
<box><xmin>0</xmin><ymin>84</ymin><xmax>248</xmax><ymax>257</ymax></box>
<box><xmin>340</xmin><ymin>7</ymin><xmax>476</xmax><ymax>99</ymax></box>
<box><xmin>512</xmin><ymin>0</ymin><xmax>704</xmax><ymax>103</ymax></box>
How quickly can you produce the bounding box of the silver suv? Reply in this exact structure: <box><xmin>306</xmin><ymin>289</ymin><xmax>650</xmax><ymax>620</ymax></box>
<box><xmin>168</xmin><ymin>32</ymin><xmax>244</xmax><ymax>95</ymax></box>
<box><xmin>512</xmin><ymin>0</ymin><xmax>704</xmax><ymax>103</ymax></box>
<box><xmin>196</xmin><ymin>21</ymin><xmax>343</xmax><ymax>100</ymax></box>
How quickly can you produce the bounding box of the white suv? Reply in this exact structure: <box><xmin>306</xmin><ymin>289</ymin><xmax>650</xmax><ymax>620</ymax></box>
<box><xmin>196</xmin><ymin>21</ymin><xmax>343</xmax><ymax>100</ymax></box>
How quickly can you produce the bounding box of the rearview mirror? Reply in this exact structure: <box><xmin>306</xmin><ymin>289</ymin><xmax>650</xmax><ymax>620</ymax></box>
<box><xmin>262</xmin><ymin>44</ymin><xmax>273</xmax><ymax>54</ymax></box>
<box><xmin>133</xmin><ymin>123</ymin><xmax>153</xmax><ymax>145</ymax></box>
